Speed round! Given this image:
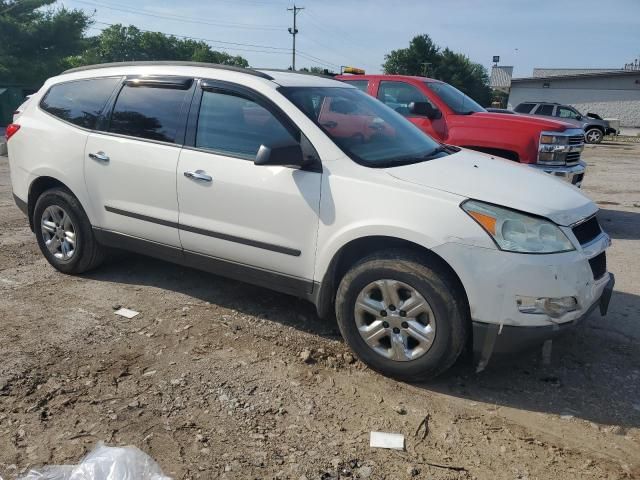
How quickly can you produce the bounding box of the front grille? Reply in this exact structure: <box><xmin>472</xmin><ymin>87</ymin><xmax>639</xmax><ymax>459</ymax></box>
<box><xmin>589</xmin><ymin>252</ymin><xmax>607</xmax><ymax>280</ymax></box>
<box><xmin>568</xmin><ymin>135</ymin><xmax>584</xmax><ymax>145</ymax></box>
<box><xmin>566</xmin><ymin>151</ymin><xmax>581</xmax><ymax>164</ymax></box>
<box><xmin>572</xmin><ymin>216</ymin><xmax>602</xmax><ymax>245</ymax></box>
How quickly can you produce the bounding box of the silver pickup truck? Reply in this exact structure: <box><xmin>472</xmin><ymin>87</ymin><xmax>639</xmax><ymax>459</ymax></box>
<box><xmin>514</xmin><ymin>102</ymin><xmax>616</xmax><ymax>144</ymax></box>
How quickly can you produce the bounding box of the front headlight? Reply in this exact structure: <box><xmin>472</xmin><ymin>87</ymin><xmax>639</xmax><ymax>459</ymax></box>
<box><xmin>537</xmin><ymin>131</ymin><xmax>582</xmax><ymax>165</ymax></box>
<box><xmin>461</xmin><ymin>200</ymin><xmax>575</xmax><ymax>253</ymax></box>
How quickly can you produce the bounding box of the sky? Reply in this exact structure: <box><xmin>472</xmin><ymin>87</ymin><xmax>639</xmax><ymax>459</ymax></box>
<box><xmin>59</xmin><ymin>0</ymin><xmax>640</xmax><ymax>78</ymax></box>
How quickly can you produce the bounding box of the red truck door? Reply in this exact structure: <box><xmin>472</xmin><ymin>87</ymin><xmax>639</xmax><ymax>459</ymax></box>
<box><xmin>374</xmin><ymin>80</ymin><xmax>447</xmax><ymax>141</ymax></box>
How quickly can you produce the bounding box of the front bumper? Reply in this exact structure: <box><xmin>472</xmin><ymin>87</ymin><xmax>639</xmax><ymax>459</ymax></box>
<box><xmin>472</xmin><ymin>273</ymin><xmax>614</xmax><ymax>359</ymax></box>
<box><xmin>530</xmin><ymin>161</ymin><xmax>586</xmax><ymax>187</ymax></box>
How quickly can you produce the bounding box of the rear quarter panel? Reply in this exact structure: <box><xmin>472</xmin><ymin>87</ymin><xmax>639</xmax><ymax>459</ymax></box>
<box><xmin>8</xmin><ymin>96</ymin><xmax>95</xmax><ymax>221</ymax></box>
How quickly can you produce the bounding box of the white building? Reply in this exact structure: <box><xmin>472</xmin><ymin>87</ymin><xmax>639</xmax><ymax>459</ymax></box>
<box><xmin>507</xmin><ymin>69</ymin><xmax>640</xmax><ymax>128</ymax></box>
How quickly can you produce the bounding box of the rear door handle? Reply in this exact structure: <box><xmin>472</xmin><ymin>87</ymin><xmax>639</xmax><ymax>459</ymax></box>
<box><xmin>184</xmin><ymin>170</ymin><xmax>212</xmax><ymax>182</ymax></box>
<box><xmin>88</xmin><ymin>151</ymin><xmax>109</xmax><ymax>163</ymax></box>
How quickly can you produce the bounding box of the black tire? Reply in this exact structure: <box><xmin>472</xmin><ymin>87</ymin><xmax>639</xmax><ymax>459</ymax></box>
<box><xmin>33</xmin><ymin>188</ymin><xmax>105</xmax><ymax>274</ymax></box>
<box><xmin>335</xmin><ymin>249</ymin><xmax>468</xmax><ymax>382</ymax></box>
<box><xmin>585</xmin><ymin>127</ymin><xmax>603</xmax><ymax>144</ymax></box>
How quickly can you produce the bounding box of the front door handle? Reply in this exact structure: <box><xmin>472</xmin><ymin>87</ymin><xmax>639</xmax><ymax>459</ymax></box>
<box><xmin>184</xmin><ymin>170</ymin><xmax>212</xmax><ymax>182</ymax></box>
<box><xmin>88</xmin><ymin>151</ymin><xmax>109</xmax><ymax>163</ymax></box>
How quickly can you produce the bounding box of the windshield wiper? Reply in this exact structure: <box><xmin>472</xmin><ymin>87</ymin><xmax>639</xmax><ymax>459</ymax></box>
<box><xmin>379</xmin><ymin>146</ymin><xmax>451</xmax><ymax>168</ymax></box>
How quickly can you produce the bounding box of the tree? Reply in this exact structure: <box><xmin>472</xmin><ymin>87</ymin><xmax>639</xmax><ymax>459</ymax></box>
<box><xmin>382</xmin><ymin>35</ymin><xmax>439</xmax><ymax>77</ymax></box>
<box><xmin>299</xmin><ymin>66</ymin><xmax>337</xmax><ymax>75</ymax></box>
<box><xmin>66</xmin><ymin>25</ymin><xmax>248</xmax><ymax>69</ymax></box>
<box><xmin>0</xmin><ymin>0</ymin><xmax>91</xmax><ymax>85</ymax></box>
<box><xmin>382</xmin><ymin>34</ymin><xmax>492</xmax><ymax>106</ymax></box>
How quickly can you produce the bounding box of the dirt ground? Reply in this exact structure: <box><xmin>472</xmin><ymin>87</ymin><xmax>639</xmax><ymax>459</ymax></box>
<box><xmin>0</xmin><ymin>144</ymin><xmax>638</xmax><ymax>480</ymax></box>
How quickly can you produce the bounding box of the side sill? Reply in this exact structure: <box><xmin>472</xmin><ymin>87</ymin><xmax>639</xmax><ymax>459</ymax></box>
<box><xmin>93</xmin><ymin>228</ymin><xmax>316</xmax><ymax>300</ymax></box>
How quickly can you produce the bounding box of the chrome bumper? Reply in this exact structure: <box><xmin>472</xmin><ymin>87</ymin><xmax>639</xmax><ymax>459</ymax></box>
<box><xmin>531</xmin><ymin>161</ymin><xmax>586</xmax><ymax>187</ymax></box>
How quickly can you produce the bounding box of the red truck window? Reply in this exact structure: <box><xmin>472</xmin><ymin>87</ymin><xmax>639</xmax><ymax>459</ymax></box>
<box><xmin>377</xmin><ymin>81</ymin><xmax>429</xmax><ymax>116</ymax></box>
<box><xmin>343</xmin><ymin>80</ymin><xmax>368</xmax><ymax>92</ymax></box>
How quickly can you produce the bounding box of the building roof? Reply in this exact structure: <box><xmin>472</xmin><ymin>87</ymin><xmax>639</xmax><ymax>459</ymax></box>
<box><xmin>512</xmin><ymin>69</ymin><xmax>640</xmax><ymax>83</ymax></box>
<box><xmin>489</xmin><ymin>66</ymin><xmax>513</xmax><ymax>88</ymax></box>
<box><xmin>532</xmin><ymin>68</ymin><xmax>623</xmax><ymax>78</ymax></box>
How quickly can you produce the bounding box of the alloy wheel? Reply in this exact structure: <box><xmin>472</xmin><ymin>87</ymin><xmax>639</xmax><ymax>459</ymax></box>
<box><xmin>41</xmin><ymin>205</ymin><xmax>77</xmax><ymax>261</ymax></box>
<box><xmin>586</xmin><ymin>129</ymin><xmax>602</xmax><ymax>143</ymax></box>
<box><xmin>354</xmin><ymin>279</ymin><xmax>436</xmax><ymax>361</ymax></box>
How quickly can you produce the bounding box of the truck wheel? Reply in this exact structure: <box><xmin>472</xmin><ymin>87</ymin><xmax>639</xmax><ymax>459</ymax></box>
<box><xmin>33</xmin><ymin>188</ymin><xmax>105</xmax><ymax>274</ymax></box>
<box><xmin>335</xmin><ymin>249</ymin><xmax>468</xmax><ymax>381</ymax></box>
<box><xmin>585</xmin><ymin>128</ymin><xmax>603</xmax><ymax>144</ymax></box>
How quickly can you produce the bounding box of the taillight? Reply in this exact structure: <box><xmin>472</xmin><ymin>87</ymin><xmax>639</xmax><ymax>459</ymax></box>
<box><xmin>5</xmin><ymin>123</ymin><xmax>20</xmax><ymax>141</ymax></box>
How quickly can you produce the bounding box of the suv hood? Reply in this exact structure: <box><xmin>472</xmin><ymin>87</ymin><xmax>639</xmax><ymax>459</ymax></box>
<box><xmin>386</xmin><ymin>149</ymin><xmax>597</xmax><ymax>226</ymax></box>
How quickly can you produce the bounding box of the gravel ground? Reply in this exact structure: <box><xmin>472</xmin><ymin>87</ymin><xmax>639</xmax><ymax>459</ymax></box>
<box><xmin>0</xmin><ymin>144</ymin><xmax>638</xmax><ymax>480</ymax></box>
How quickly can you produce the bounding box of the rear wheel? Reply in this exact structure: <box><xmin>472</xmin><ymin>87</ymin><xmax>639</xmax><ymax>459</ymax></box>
<box><xmin>585</xmin><ymin>128</ymin><xmax>603</xmax><ymax>144</ymax></box>
<box><xmin>33</xmin><ymin>188</ymin><xmax>105</xmax><ymax>274</ymax></box>
<box><xmin>335</xmin><ymin>250</ymin><xmax>468</xmax><ymax>381</ymax></box>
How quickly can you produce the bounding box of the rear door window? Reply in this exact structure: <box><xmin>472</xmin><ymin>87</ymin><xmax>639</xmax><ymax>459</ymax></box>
<box><xmin>514</xmin><ymin>103</ymin><xmax>535</xmax><ymax>113</ymax></box>
<box><xmin>342</xmin><ymin>80</ymin><xmax>369</xmax><ymax>92</ymax></box>
<box><xmin>535</xmin><ymin>104</ymin><xmax>555</xmax><ymax>116</ymax></box>
<box><xmin>40</xmin><ymin>77</ymin><xmax>120</xmax><ymax>129</ymax></box>
<box><xmin>377</xmin><ymin>81</ymin><xmax>427</xmax><ymax>115</ymax></box>
<box><xmin>109</xmin><ymin>84</ymin><xmax>191</xmax><ymax>143</ymax></box>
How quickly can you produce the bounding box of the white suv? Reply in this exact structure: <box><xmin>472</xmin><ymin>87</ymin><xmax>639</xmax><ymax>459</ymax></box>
<box><xmin>6</xmin><ymin>62</ymin><xmax>614</xmax><ymax>380</ymax></box>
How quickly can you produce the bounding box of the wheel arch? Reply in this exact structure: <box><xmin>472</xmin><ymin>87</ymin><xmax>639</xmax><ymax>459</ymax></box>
<box><xmin>313</xmin><ymin>235</ymin><xmax>470</xmax><ymax>326</ymax></box>
<box><xmin>585</xmin><ymin>124</ymin><xmax>605</xmax><ymax>133</ymax></box>
<box><xmin>27</xmin><ymin>176</ymin><xmax>76</xmax><ymax>231</ymax></box>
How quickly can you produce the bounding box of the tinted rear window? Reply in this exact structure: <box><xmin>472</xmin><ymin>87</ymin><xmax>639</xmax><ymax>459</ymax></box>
<box><xmin>109</xmin><ymin>85</ymin><xmax>190</xmax><ymax>143</ymax></box>
<box><xmin>342</xmin><ymin>80</ymin><xmax>368</xmax><ymax>92</ymax></box>
<box><xmin>514</xmin><ymin>103</ymin><xmax>535</xmax><ymax>113</ymax></box>
<box><xmin>40</xmin><ymin>77</ymin><xmax>120</xmax><ymax>129</ymax></box>
<box><xmin>535</xmin><ymin>104</ymin><xmax>554</xmax><ymax>116</ymax></box>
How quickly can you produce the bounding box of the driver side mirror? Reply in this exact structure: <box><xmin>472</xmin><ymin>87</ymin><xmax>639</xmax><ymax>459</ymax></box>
<box><xmin>255</xmin><ymin>140</ymin><xmax>306</xmax><ymax>169</ymax></box>
<box><xmin>409</xmin><ymin>101</ymin><xmax>442</xmax><ymax>119</ymax></box>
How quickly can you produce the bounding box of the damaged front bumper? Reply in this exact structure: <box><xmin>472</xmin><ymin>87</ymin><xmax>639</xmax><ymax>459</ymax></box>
<box><xmin>472</xmin><ymin>273</ymin><xmax>614</xmax><ymax>369</ymax></box>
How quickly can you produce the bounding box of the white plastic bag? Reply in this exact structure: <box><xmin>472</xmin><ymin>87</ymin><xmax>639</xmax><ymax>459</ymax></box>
<box><xmin>18</xmin><ymin>443</ymin><xmax>172</xmax><ymax>480</ymax></box>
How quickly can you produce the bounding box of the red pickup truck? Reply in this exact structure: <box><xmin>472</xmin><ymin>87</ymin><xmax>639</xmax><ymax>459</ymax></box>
<box><xmin>336</xmin><ymin>74</ymin><xmax>586</xmax><ymax>186</ymax></box>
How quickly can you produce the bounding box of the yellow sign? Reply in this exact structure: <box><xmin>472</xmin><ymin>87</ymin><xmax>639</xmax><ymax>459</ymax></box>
<box><xmin>342</xmin><ymin>67</ymin><xmax>365</xmax><ymax>75</ymax></box>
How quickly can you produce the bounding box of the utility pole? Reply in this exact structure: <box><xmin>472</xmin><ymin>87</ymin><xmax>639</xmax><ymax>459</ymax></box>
<box><xmin>287</xmin><ymin>4</ymin><xmax>304</xmax><ymax>70</ymax></box>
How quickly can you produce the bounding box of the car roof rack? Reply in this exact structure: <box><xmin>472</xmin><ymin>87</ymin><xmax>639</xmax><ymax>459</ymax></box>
<box><xmin>62</xmin><ymin>61</ymin><xmax>274</xmax><ymax>80</ymax></box>
<box><xmin>258</xmin><ymin>68</ymin><xmax>336</xmax><ymax>80</ymax></box>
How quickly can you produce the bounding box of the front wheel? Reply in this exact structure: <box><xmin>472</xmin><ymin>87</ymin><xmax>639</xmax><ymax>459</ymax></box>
<box><xmin>335</xmin><ymin>250</ymin><xmax>468</xmax><ymax>382</ymax></box>
<box><xmin>585</xmin><ymin>128</ymin><xmax>603</xmax><ymax>144</ymax></box>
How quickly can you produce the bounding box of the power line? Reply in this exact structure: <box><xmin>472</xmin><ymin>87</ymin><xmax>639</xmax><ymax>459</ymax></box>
<box><xmin>296</xmin><ymin>9</ymin><xmax>377</xmax><ymax>72</ymax></box>
<box><xmin>296</xmin><ymin>50</ymin><xmax>340</xmax><ymax>69</ymax></box>
<box><xmin>92</xmin><ymin>21</ymin><xmax>290</xmax><ymax>51</ymax></box>
<box><xmin>72</xmin><ymin>0</ymin><xmax>287</xmax><ymax>31</ymax></box>
<box><xmin>303</xmin><ymin>8</ymin><xmax>370</xmax><ymax>51</ymax></box>
<box><xmin>90</xmin><ymin>21</ymin><xmax>292</xmax><ymax>56</ymax></box>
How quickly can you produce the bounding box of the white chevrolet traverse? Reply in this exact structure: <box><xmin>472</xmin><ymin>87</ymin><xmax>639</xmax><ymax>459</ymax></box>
<box><xmin>6</xmin><ymin>62</ymin><xmax>614</xmax><ymax>380</ymax></box>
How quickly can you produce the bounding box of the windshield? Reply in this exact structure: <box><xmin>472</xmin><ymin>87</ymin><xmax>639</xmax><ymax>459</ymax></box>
<box><xmin>280</xmin><ymin>86</ymin><xmax>444</xmax><ymax>167</ymax></box>
<box><xmin>425</xmin><ymin>82</ymin><xmax>485</xmax><ymax>114</ymax></box>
